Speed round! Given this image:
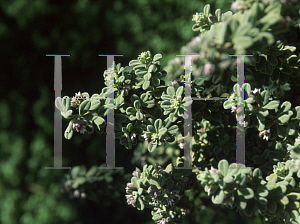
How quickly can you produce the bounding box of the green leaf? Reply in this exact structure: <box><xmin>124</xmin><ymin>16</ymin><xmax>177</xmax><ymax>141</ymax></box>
<box><xmin>154</xmin><ymin>119</ymin><xmax>163</xmax><ymax>132</ymax></box>
<box><xmin>243</xmin><ymin>83</ymin><xmax>251</xmax><ymax>96</ymax></box>
<box><xmin>203</xmin><ymin>4</ymin><xmax>210</xmax><ymax>16</ymax></box>
<box><xmin>238</xmin><ymin>188</ymin><xmax>254</xmax><ymax>200</ymax></box>
<box><xmin>79</xmin><ymin>100</ymin><xmax>91</xmax><ymax>116</ymax></box>
<box><xmin>218</xmin><ymin>160</ymin><xmax>229</xmax><ymax>176</ymax></box>
<box><xmin>215</xmin><ymin>9</ymin><xmax>221</xmax><ymax>21</ymax></box>
<box><xmin>223</xmin><ymin>100</ymin><xmax>236</xmax><ymax>110</ymax></box>
<box><xmin>176</xmin><ymin>86</ymin><xmax>183</xmax><ymax>97</ymax></box>
<box><xmin>137</xmin><ymin>197</ymin><xmax>144</xmax><ymax>210</ymax></box>
<box><xmin>152</xmin><ymin>77</ymin><xmax>160</xmax><ymax>86</ymax></box>
<box><xmin>134</xmin><ymin>100</ymin><xmax>141</xmax><ymax>110</ymax></box>
<box><xmin>136</xmin><ymin>112</ymin><xmax>143</xmax><ymax>120</ymax></box>
<box><xmin>166</xmin><ymin>180</ymin><xmax>174</xmax><ymax>191</ymax></box>
<box><xmin>259</xmin><ymin>109</ymin><xmax>269</xmax><ymax>117</ymax></box>
<box><xmin>148</xmin><ymin>142</ymin><xmax>157</xmax><ymax>152</ymax></box>
<box><xmin>131</xmin><ymin>177</ymin><xmax>140</xmax><ymax>188</ymax></box>
<box><xmin>158</xmin><ymin>176</ymin><xmax>165</xmax><ymax>187</ymax></box>
<box><xmin>126</xmin><ymin>123</ymin><xmax>133</xmax><ymax>132</ymax></box>
<box><xmin>269</xmin><ymin>173</ymin><xmax>278</xmax><ymax>182</ymax></box>
<box><xmin>234</xmin><ymin>23</ymin><xmax>252</xmax><ymax>38</ymax></box>
<box><xmin>168</xmin><ymin>125</ymin><xmax>178</xmax><ymax>134</ymax></box>
<box><xmin>138</xmin><ymin>188</ymin><xmax>143</xmax><ymax>195</ymax></box>
<box><xmin>159</xmin><ymin>127</ymin><xmax>167</xmax><ymax>136</ymax></box>
<box><xmin>277</xmin><ymin>125</ymin><xmax>287</xmax><ymax>138</ymax></box>
<box><xmin>90</xmin><ymin>100</ymin><xmax>101</xmax><ymax>111</ymax></box>
<box><xmin>64</xmin><ymin>121</ymin><xmax>73</xmax><ymax>139</ymax></box>
<box><xmin>142</xmin><ymin>81</ymin><xmax>150</xmax><ymax>90</ymax></box>
<box><xmin>267</xmin><ymin>197</ymin><xmax>277</xmax><ymax>213</ymax></box>
<box><xmin>130</xmin><ymin>94</ymin><xmax>139</xmax><ymax>103</ymax></box>
<box><xmin>115</xmin><ymin>114</ymin><xmax>127</xmax><ymax>123</ymax></box>
<box><xmin>254</xmin><ymin>32</ymin><xmax>275</xmax><ymax>45</ymax></box>
<box><xmin>278</xmin><ymin>196</ymin><xmax>289</xmax><ymax>205</ymax></box>
<box><xmin>167</xmin><ymin>86</ymin><xmax>175</xmax><ymax>96</ymax></box>
<box><xmin>71</xmin><ymin>166</ymin><xmax>81</xmax><ymax>179</ymax></box>
<box><xmin>257</xmin><ymin>185</ymin><xmax>269</xmax><ymax>197</ymax></box>
<box><xmin>214</xmin><ymin>22</ymin><xmax>227</xmax><ymax>45</ymax></box>
<box><xmin>266</xmin><ymin>181</ymin><xmax>276</xmax><ymax>191</ymax></box>
<box><xmin>258</xmin><ymin>197</ymin><xmax>268</xmax><ymax>205</ymax></box>
<box><xmin>234</xmin><ymin>36</ymin><xmax>253</xmax><ymax>48</ymax></box>
<box><xmin>267</xmin><ymin>54</ymin><xmax>278</xmax><ymax>66</ymax></box>
<box><xmin>153</xmin><ymin>53</ymin><xmax>162</xmax><ymax>62</ymax></box>
<box><xmin>126</xmin><ymin>107</ymin><xmax>136</xmax><ymax>115</ymax></box>
<box><xmin>147</xmin><ymin>125</ymin><xmax>156</xmax><ymax>133</ymax></box>
<box><xmin>235</xmin><ymin>194</ymin><xmax>247</xmax><ymax>209</ymax></box>
<box><xmin>273</xmin><ymin>185</ymin><xmax>287</xmax><ymax>196</ymax></box>
<box><xmin>94</xmin><ymin>116</ymin><xmax>105</xmax><ymax>130</ymax></box>
<box><xmin>278</xmin><ymin>115</ymin><xmax>290</xmax><ymax>124</ymax></box>
<box><xmin>294</xmin><ymin>106</ymin><xmax>300</xmax><ymax>119</ymax></box>
<box><xmin>144</xmin><ymin>100</ymin><xmax>155</xmax><ymax>108</ymax></box>
<box><xmin>224</xmin><ymin>176</ymin><xmax>234</xmax><ymax>183</ymax></box>
<box><xmin>281</xmin><ymin>63</ymin><xmax>293</xmax><ymax>74</ymax></box>
<box><xmin>86</xmin><ymin>166</ymin><xmax>98</xmax><ymax>177</ymax></box>
<box><xmin>212</xmin><ymin>189</ymin><xmax>225</xmax><ymax>204</ymax></box>
<box><xmin>263</xmin><ymin>100</ymin><xmax>279</xmax><ymax>110</ymax></box>
<box><xmin>213</xmin><ymin>145</ymin><xmax>222</xmax><ymax>154</ymax></box>
<box><xmin>287</xmin><ymin>193</ymin><xmax>300</xmax><ymax>201</ymax></box>
<box><xmin>152</xmin><ymin>214</ymin><xmax>163</xmax><ymax>221</ymax></box>
<box><xmin>144</xmin><ymin>73</ymin><xmax>151</xmax><ymax>81</ymax></box>
<box><xmin>72</xmin><ymin>177</ymin><xmax>86</xmax><ymax>188</ymax></box>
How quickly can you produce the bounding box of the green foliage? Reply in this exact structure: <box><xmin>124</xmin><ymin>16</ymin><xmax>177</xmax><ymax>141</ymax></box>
<box><xmin>124</xmin><ymin>163</ymin><xmax>196</xmax><ymax>223</ymax></box>
<box><xmin>53</xmin><ymin>0</ymin><xmax>300</xmax><ymax>223</ymax></box>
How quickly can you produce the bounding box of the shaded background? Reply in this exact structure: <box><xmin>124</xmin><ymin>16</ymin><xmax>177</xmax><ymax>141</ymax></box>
<box><xmin>0</xmin><ymin>0</ymin><xmax>263</xmax><ymax>223</ymax></box>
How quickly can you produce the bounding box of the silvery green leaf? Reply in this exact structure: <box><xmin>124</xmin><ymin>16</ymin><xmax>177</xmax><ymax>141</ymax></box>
<box><xmin>167</xmin><ymin>86</ymin><xmax>175</xmax><ymax>96</ymax></box>
<box><xmin>64</xmin><ymin>120</ymin><xmax>73</xmax><ymax>139</ymax></box>
<box><xmin>55</xmin><ymin>97</ymin><xmax>73</xmax><ymax>118</ymax></box>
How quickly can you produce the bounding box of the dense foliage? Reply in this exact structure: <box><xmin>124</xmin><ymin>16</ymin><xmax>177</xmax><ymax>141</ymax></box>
<box><xmin>56</xmin><ymin>0</ymin><xmax>300</xmax><ymax>223</ymax></box>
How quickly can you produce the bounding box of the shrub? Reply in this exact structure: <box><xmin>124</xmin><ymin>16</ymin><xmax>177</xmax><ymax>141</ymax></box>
<box><xmin>56</xmin><ymin>0</ymin><xmax>300</xmax><ymax>223</ymax></box>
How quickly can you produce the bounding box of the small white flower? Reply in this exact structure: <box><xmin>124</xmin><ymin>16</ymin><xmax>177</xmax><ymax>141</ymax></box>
<box><xmin>203</xmin><ymin>62</ymin><xmax>215</xmax><ymax>77</ymax></box>
<box><xmin>141</xmin><ymin>133</ymin><xmax>150</xmax><ymax>142</ymax></box>
<box><xmin>179</xmin><ymin>142</ymin><xmax>185</xmax><ymax>149</ymax></box>
<box><xmin>207</xmin><ymin>187</ymin><xmax>212</xmax><ymax>196</ymax></box>
<box><xmin>231</xmin><ymin>105</ymin><xmax>237</xmax><ymax>113</ymax></box>
<box><xmin>231</xmin><ymin>2</ymin><xmax>241</xmax><ymax>13</ymax></box>
<box><xmin>259</xmin><ymin>129</ymin><xmax>270</xmax><ymax>141</ymax></box>
<box><xmin>74</xmin><ymin>190</ymin><xmax>80</xmax><ymax>198</ymax></box>
<box><xmin>238</xmin><ymin>120</ymin><xmax>248</xmax><ymax>127</ymax></box>
<box><xmin>209</xmin><ymin>166</ymin><xmax>219</xmax><ymax>176</ymax></box>
<box><xmin>72</xmin><ymin>119</ymin><xmax>88</xmax><ymax>134</ymax></box>
<box><xmin>156</xmin><ymin>218</ymin><xmax>166</xmax><ymax>224</ymax></box>
<box><xmin>125</xmin><ymin>194</ymin><xmax>136</xmax><ymax>205</ymax></box>
<box><xmin>195</xmin><ymin>36</ymin><xmax>201</xmax><ymax>42</ymax></box>
<box><xmin>156</xmin><ymin>208</ymin><xmax>162</xmax><ymax>214</ymax></box>
<box><xmin>252</xmin><ymin>88</ymin><xmax>261</xmax><ymax>94</ymax></box>
<box><xmin>132</xmin><ymin>168</ymin><xmax>141</xmax><ymax>177</ymax></box>
<box><xmin>130</xmin><ymin>132</ymin><xmax>136</xmax><ymax>141</ymax></box>
<box><xmin>81</xmin><ymin>192</ymin><xmax>86</xmax><ymax>199</ymax></box>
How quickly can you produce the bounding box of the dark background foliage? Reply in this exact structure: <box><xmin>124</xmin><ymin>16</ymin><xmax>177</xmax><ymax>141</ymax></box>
<box><xmin>0</xmin><ymin>0</ymin><xmax>263</xmax><ymax>223</ymax></box>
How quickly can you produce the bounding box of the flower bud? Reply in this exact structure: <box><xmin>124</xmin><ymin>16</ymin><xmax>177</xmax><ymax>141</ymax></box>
<box><xmin>72</xmin><ymin>118</ymin><xmax>88</xmax><ymax>134</ymax></box>
<box><xmin>71</xmin><ymin>92</ymin><xmax>83</xmax><ymax>108</ymax></box>
<box><xmin>203</xmin><ymin>62</ymin><xmax>215</xmax><ymax>77</ymax></box>
<box><xmin>81</xmin><ymin>192</ymin><xmax>86</xmax><ymax>199</ymax></box>
<box><xmin>125</xmin><ymin>194</ymin><xmax>136</xmax><ymax>205</ymax></box>
<box><xmin>74</xmin><ymin>190</ymin><xmax>80</xmax><ymax>198</ymax></box>
<box><xmin>231</xmin><ymin>2</ymin><xmax>242</xmax><ymax>13</ymax></box>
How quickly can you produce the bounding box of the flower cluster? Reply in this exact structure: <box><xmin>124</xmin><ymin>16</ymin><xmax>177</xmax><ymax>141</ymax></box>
<box><xmin>72</xmin><ymin>118</ymin><xmax>88</xmax><ymax>134</ymax></box>
<box><xmin>124</xmin><ymin>163</ymin><xmax>195</xmax><ymax>223</ymax></box>
<box><xmin>71</xmin><ymin>91</ymin><xmax>83</xmax><ymax>108</ymax></box>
